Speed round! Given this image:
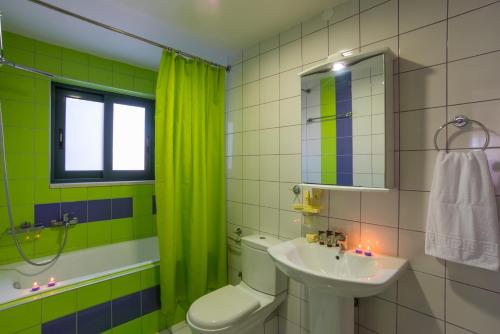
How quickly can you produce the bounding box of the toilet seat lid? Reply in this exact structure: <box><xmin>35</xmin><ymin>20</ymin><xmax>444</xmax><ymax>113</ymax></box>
<box><xmin>188</xmin><ymin>285</ymin><xmax>260</xmax><ymax>330</ymax></box>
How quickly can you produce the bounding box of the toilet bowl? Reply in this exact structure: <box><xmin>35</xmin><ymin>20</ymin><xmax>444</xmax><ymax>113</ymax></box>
<box><xmin>187</xmin><ymin>235</ymin><xmax>288</xmax><ymax>334</ymax></box>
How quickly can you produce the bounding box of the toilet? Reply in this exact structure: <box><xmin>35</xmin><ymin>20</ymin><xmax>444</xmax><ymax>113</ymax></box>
<box><xmin>187</xmin><ymin>235</ymin><xmax>288</xmax><ymax>334</ymax></box>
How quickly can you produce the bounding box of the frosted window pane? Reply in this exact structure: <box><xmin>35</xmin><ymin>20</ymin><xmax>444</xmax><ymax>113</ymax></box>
<box><xmin>65</xmin><ymin>97</ymin><xmax>104</xmax><ymax>171</ymax></box>
<box><xmin>113</xmin><ymin>103</ymin><xmax>145</xmax><ymax>171</ymax></box>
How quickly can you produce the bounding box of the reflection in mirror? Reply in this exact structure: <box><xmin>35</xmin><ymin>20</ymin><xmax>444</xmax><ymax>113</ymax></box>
<box><xmin>301</xmin><ymin>51</ymin><xmax>392</xmax><ymax>189</ymax></box>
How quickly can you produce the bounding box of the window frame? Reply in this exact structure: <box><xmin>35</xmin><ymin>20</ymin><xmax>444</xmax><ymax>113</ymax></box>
<box><xmin>51</xmin><ymin>83</ymin><xmax>155</xmax><ymax>184</ymax></box>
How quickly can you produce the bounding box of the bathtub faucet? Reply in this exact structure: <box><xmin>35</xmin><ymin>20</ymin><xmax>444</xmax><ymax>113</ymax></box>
<box><xmin>49</xmin><ymin>213</ymin><xmax>78</xmax><ymax>227</ymax></box>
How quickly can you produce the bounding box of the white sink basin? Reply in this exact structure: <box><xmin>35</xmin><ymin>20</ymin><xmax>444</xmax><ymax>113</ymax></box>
<box><xmin>267</xmin><ymin>238</ymin><xmax>408</xmax><ymax>334</ymax></box>
<box><xmin>267</xmin><ymin>237</ymin><xmax>408</xmax><ymax>297</ymax></box>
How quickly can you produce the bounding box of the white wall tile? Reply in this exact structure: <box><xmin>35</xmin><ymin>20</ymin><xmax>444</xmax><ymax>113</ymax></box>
<box><xmin>400</xmin><ymin>150</ymin><xmax>437</xmax><ymax>191</ymax></box>
<box><xmin>398</xmin><ymin>271</ymin><xmax>445</xmax><ymax>319</ymax></box>
<box><xmin>242</xmin><ymin>130</ymin><xmax>259</xmax><ymax>155</ymax></box>
<box><xmin>242</xmin><ymin>106</ymin><xmax>260</xmax><ymax>131</ymax></box>
<box><xmin>227</xmin><ymin>156</ymin><xmax>242</xmax><ymax>179</ymax></box>
<box><xmin>279</xmin><ymin>96</ymin><xmax>301</xmax><ymax>127</ymax></box>
<box><xmin>360</xmin><ymin>223</ymin><xmax>398</xmax><ymax>256</ymax></box>
<box><xmin>280</xmin><ymin>40</ymin><xmax>302</xmax><ymax>72</ymax></box>
<box><xmin>279</xmin><ymin>155</ymin><xmax>301</xmax><ymax>182</ymax></box>
<box><xmin>242</xmin><ymin>155</ymin><xmax>259</xmax><ymax>180</ymax></box>
<box><xmin>399</xmin><ymin>22</ymin><xmax>447</xmax><ymax>72</ymax></box>
<box><xmin>243</xmin><ymin>44</ymin><xmax>259</xmax><ymax>60</ymax></box>
<box><xmin>361</xmin><ymin>190</ymin><xmax>399</xmax><ymax>227</ymax></box>
<box><xmin>260</xmin><ymin>207</ymin><xmax>280</xmax><ymax>235</ymax></box>
<box><xmin>228</xmin><ymin>51</ymin><xmax>242</xmax><ymax>66</ymax></box>
<box><xmin>447</xmin><ymin>261</ymin><xmax>500</xmax><ymax>294</ymax></box>
<box><xmin>279</xmin><ymin>210</ymin><xmax>302</xmax><ymax>239</ymax></box>
<box><xmin>227</xmin><ymin>63</ymin><xmax>242</xmax><ymax>89</ymax></box>
<box><xmin>445</xmin><ymin>323</ymin><xmax>474</xmax><ymax>334</ymax></box>
<box><xmin>399</xmin><ymin>0</ymin><xmax>447</xmax><ymax>33</ymax></box>
<box><xmin>260</xmin><ymin>181</ymin><xmax>280</xmax><ymax>208</ymax></box>
<box><xmin>399</xmin><ymin>190</ymin><xmax>429</xmax><ymax>231</ymax></box>
<box><xmin>226</xmin><ymin>109</ymin><xmax>243</xmax><ymax>134</ymax></box>
<box><xmin>360</xmin><ymin>0</ymin><xmax>398</xmax><ymax>45</ymax></box>
<box><xmin>400</xmin><ymin>108</ymin><xmax>446</xmax><ymax>150</ymax></box>
<box><xmin>242</xmin><ymin>81</ymin><xmax>260</xmax><ymax>107</ymax></box>
<box><xmin>302</xmin><ymin>28</ymin><xmax>328</xmax><ymax>65</ymax></box>
<box><xmin>280</xmin><ymin>24</ymin><xmax>302</xmax><ymax>45</ymax></box>
<box><xmin>243</xmin><ymin>56</ymin><xmax>260</xmax><ymax>84</ymax></box>
<box><xmin>280</xmin><ymin>67</ymin><xmax>302</xmax><ymax>99</ymax></box>
<box><xmin>260</xmin><ymin>75</ymin><xmax>280</xmax><ymax>103</ymax></box>
<box><xmin>280</xmin><ymin>126</ymin><xmax>301</xmax><ymax>154</ymax></box>
<box><xmin>399</xmin><ymin>229</ymin><xmax>445</xmax><ymax>277</ymax></box>
<box><xmin>329</xmin><ymin>0</ymin><xmax>360</xmax><ymax>24</ymax></box>
<box><xmin>397</xmin><ymin>306</ymin><xmax>445</xmax><ymax>334</ymax></box>
<box><xmin>280</xmin><ymin>182</ymin><xmax>299</xmax><ymax>211</ymax></box>
<box><xmin>329</xmin><ymin>15</ymin><xmax>359</xmax><ymax>56</ymax></box>
<box><xmin>260</xmin><ymin>35</ymin><xmax>280</xmax><ymax>53</ymax></box>
<box><xmin>225</xmin><ymin>133</ymin><xmax>242</xmax><ymax>156</ymax></box>
<box><xmin>227</xmin><ymin>179</ymin><xmax>242</xmax><ymax>202</ymax></box>
<box><xmin>260</xmin><ymin>155</ymin><xmax>279</xmax><ymax>181</ymax></box>
<box><xmin>260</xmin><ymin>101</ymin><xmax>280</xmax><ymax>129</ymax></box>
<box><xmin>448</xmin><ymin>2</ymin><xmax>500</xmax><ymax>61</ymax></box>
<box><xmin>330</xmin><ymin>191</ymin><xmax>361</xmax><ymax>221</ymax></box>
<box><xmin>302</xmin><ymin>14</ymin><xmax>328</xmax><ymax>36</ymax></box>
<box><xmin>242</xmin><ymin>179</ymin><xmax>260</xmax><ymax>205</ymax></box>
<box><xmin>400</xmin><ymin>64</ymin><xmax>446</xmax><ymax>111</ymax></box>
<box><xmin>242</xmin><ymin>204</ymin><xmax>260</xmax><ymax>230</ymax></box>
<box><xmin>227</xmin><ymin>201</ymin><xmax>242</xmax><ymax>225</ymax></box>
<box><xmin>260</xmin><ymin>49</ymin><xmax>280</xmax><ymax>78</ymax></box>
<box><xmin>448</xmin><ymin>0</ymin><xmax>497</xmax><ymax>17</ymax></box>
<box><xmin>446</xmin><ymin>280</ymin><xmax>500</xmax><ymax>333</ymax></box>
<box><xmin>360</xmin><ymin>0</ymin><xmax>387</xmax><ymax>11</ymax></box>
<box><xmin>448</xmin><ymin>51</ymin><xmax>500</xmax><ymax>105</ymax></box>
<box><xmin>358</xmin><ymin>297</ymin><xmax>397</xmax><ymax>334</ymax></box>
<box><xmin>227</xmin><ymin>86</ymin><xmax>242</xmax><ymax>111</ymax></box>
<box><xmin>260</xmin><ymin>128</ymin><xmax>279</xmax><ymax>155</ymax></box>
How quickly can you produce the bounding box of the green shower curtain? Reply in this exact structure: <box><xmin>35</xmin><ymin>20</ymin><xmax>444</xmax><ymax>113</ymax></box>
<box><xmin>155</xmin><ymin>50</ymin><xmax>227</xmax><ymax>325</ymax></box>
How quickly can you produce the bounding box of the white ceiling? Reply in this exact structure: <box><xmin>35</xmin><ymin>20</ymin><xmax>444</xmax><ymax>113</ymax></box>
<box><xmin>0</xmin><ymin>0</ymin><xmax>345</xmax><ymax>70</ymax></box>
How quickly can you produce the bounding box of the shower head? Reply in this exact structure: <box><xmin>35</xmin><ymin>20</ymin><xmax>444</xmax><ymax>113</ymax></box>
<box><xmin>0</xmin><ymin>11</ymin><xmax>54</xmax><ymax>78</ymax></box>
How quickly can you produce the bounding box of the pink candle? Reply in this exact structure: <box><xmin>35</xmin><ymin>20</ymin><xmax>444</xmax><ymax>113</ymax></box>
<box><xmin>48</xmin><ymin>277</ymin><xmax>56</xmax><ymax>287</ymax></box>
<box><xmin>355</xmin><ymin>244</ymin><xmax>363</xmax><ymax>254</ymax></box>
<box><xmin>31</xmin><ymin>282</ymin><xmax>40</xmax><ymax>292</ymax></box>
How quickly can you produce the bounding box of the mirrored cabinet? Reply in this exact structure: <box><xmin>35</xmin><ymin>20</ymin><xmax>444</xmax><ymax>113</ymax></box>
<box><xmin>300</xmin><ymin>49</ymin><xmax>394</xmax><ymax>191</ymax></box>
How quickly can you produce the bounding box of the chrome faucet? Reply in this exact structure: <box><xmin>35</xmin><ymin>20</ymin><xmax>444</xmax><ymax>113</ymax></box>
<box><xmin>334</xmin><ymin>232</ymin><xmax>348</xmax><ymax>253</ymax></box>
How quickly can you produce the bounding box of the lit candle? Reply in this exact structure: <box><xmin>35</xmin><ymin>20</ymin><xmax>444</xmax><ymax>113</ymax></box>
<box><xmin>48</xmin><ymin>277</ymin><xmax>56</xmax><ymax>287</ymax></box>
<box><xmin>31</xmin><ymin>282</ymin><xmax>40</xmax><ymax>292</ymax></box>
<box><xmin>364</xmin><ymin>245</ymin><xmax>372</xmax><ymax>257</ymax></box>
<box><xmin>355</xmin><ymin>243</ymin><xmax>363</xmax><ymax>254</ymax></box>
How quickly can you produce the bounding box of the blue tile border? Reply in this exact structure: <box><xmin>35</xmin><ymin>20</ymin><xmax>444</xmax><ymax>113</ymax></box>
<box><xmin>40</xmin><ymin>285</ymin><xmax>161</xmax><ymax>332</ymax></box>
<box><xmin>34</xmin><ymin>197</ymin><xmax>134</xmax><ymax>226</ymax></box>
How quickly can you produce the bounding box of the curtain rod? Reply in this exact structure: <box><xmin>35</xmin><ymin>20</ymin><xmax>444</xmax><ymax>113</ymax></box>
<box><xmin>27</xmin><ymin>0</ymin><xmax>230</xmax><ymax>71</ymax></box>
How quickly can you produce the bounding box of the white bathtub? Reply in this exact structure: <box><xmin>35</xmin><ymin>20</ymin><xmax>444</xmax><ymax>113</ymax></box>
<box><xmin>0</xmin><ymin>237</ymin><xmax>159</xmax><ymax>306</ymax></box>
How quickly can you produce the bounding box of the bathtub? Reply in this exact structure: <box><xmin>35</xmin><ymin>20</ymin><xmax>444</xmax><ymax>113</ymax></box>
<box><xmin>0</xmin><ymin>236</ymin><xmax>159</xmax><ymax>306</ymax></box>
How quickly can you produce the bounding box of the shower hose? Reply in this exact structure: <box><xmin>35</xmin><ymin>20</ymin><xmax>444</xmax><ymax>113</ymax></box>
<box><xmin>0</xmin><ymin>110</ymin><xmax>69</xmax><ymax>266</ymax></box>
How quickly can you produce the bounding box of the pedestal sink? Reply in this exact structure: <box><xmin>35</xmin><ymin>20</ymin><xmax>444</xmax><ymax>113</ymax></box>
<box><xmin>267</xmin><ymin>238</ymin><xmax>408</xmax><ymax>334</ymax></box>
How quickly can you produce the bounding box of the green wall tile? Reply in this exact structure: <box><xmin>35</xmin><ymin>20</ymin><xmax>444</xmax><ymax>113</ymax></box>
<box><xmin>89</xmin><ymin>56</ymin><xmax>113</xmax><ymax>70</ymax></box>
<box><xmin>133</xmin><ymin>196</ymin><xmax>152</xmax><ymax>216</ymax></box>
<box><xmin>0</xmin><ymin>300</ymin><xmax>41</xmax><ymax>333</ymax></box>
<box><xmin>106</xmin><ymin>318</ymin><xmax>141</xmax><ymax>334</ymax></box>
<box><xmin>113</xmin><ymin>62</ymin><xmax>135</xmax><ymax>76</ymax></box>
<box><xmin>15</xmin><ymin>325</ymin><xmax>41</xmax><ymax>334</ymax></box>
<box><xmin>133</xmin><ymin>216</ymin><xmax>154</xmax><ymax>238</ymax></box>
<box><xmin>134</xmin><ymin>77</ymin><xmax>155</xmax><ymax>95</ymax></box>
<box><xmin>34</xmin><ymin>155</ymin><xmax>49</xmax><ymax>179</ymax></box>
<box><xmin>34</xmin><ymin>104</ymin><xmax>49</xmax><ymax>130</ymax></box>
<box><xmin>4</xmin><ymin>47</ymin><xmax>35</xmax><ymax>67</ymax></box>
<box><xmin>111</xmin><ymin>218</ymin><xmax>134</xmax><ymax>242</ymax></box>
<box><xmin>4</xmin><ymin>32</ymin><xmax>34</xmax><ymax>52</ymax></box>
<box><xmin>87</xmin><ymin>220</ymin><xmax>111</xmax><ymax>247</ymax></box>
<box><xmin>34</xmin><ymin>130</ymin><xmax>49</xmax><ymax>154</ymax></box>
<box><xmin>134</xmin><ymin>67</ymin><xmax>156</xmax><ymax>80</ymax></box>
<box><xmin>64</xmin><ymin>223</ymin><xmax>88</xmax><ymax>252</ymax></box>
<box><xmin>35</xmin><ymin>41</ymin><xmax>62</xmax><ymax>58</ymax></box>
<box><xmin>60</xmin><ymin>188</ymin><xmax>87</xmax><ymax>202</ymax></box>
<box><xmin>4</xmin><ymin>127</ymin><xmax>33</xmax><ymax>153</ymax></box>
<box><xmin>113</xmin><ymin>73</ymin><xmax>134</xmax><ymax>91</ymax></box>
<box><xmin>0</xmin><ymin>71</ymin><xmax>35</xmax><ymax>101</ymax></box>
<box><xmin>6</xmin><ymin>153</ymin><xmax>34</xmax><ymax>179</ymax></box>
<box><xmin>62</xmin><ymin>48</ymin><xmax>89</xmax><ymax>65</ymax></box>
<box><xmin>111</xmin><ymin>272</ymin><xmax>141</xmax><ymax>299</ymax></box>
<box><xmin>34</xmin><ymin>179</ymin><xmax>60</xmax><ymax>203</ymax></box>
<box><xmin>41</xmin><ymin>290</ymin><xmax>77</xmax><ymax>322</ymax></box>
<box><xmin>89</xmin><ymin>67</ymin><xmax>113</xmax><ymax>86</ymax></box>
<box><xmin>62</xmin><ymin>61</ymin><xmax>89</xmax><ymax>82</ymax></box>
<box><xmin>141</xmin><ymin>310</ymin><xmax>167</xmax><ymax>334</ymax></box>
<box><xmin>87</xmin><ymin>186</ymin><xmax>111</xmax><ymax>200</ymax></box>
<box><xmin>77</xmin><ymin>280</ymin><xmax>111</xmax><ymax>310</ymax></box>
<box><xmin>8</xmin><ymin>179</ymin><xmax>34</xmax><ymax>205</ymax></box>
<box><xmin>35</xmin><ymin>54</ymin><xmax>62</xmax><ymax>76</ymax></box>
<box><xmin>141</xmin><ymin>266</ymin><xmax>160</xmax><ymax>289</ymax></box>
<box><xmin>34</xmin><ymin>79</ymin><xmax>50</xmax><ymax>105</ymax></box>
<box><xmin>1</xmin><ymin>99</ymin><xmax>34</xmax><ymax>128</ymax></box>
<box><xmin>34</xmin><ymin>228</ymin><xmax>64</xmax><ymax>256</ymax></box>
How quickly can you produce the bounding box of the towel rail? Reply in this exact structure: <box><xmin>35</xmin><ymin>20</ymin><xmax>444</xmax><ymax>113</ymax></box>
<box><xmin>433</xmin><ymin>115</ymin><xmax>490</xmax><ymax>151</ymax></box>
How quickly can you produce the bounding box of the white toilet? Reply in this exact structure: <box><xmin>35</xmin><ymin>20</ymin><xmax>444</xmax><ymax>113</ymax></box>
<box><xmin>186</xmin><ymin>235</ymin><xmax>288</xmax><ymax>334</ymax></box>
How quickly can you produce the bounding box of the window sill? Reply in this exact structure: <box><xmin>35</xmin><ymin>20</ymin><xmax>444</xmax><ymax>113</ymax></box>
<box><xmin>50</xmin><ymin>180</ymin><xmax>155</xmax><ymax>188</ymax></box>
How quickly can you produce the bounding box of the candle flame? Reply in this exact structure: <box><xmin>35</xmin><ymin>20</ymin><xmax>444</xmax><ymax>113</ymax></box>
<box><xmin>49</xmin><ymin>277</ymin><xmax>54</xmax><ymax>282</ymax></box>
<box><xmin>367</xmin><ymin>245</ymin><xmax>371</xmax><ymax>251</ymax></box>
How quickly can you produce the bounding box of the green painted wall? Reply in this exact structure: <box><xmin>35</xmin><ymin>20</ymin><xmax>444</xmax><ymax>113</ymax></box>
<box><xmin>0</xmin><ymin>266</ymin><xmax>166</xmax><ymax>334</ymax></box>
<box><xmin>320</xmin><ymin>77</ymin><xmax>337</xmax><ymax>185</ymax></box>
<box><xmin>0</xmin><ymin>31</ymin><xmax>158</xmax><ymax>265</ymax></box>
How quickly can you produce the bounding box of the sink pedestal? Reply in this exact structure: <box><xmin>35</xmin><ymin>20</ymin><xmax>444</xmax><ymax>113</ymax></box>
<box><xmin>308</xmin><ymin>289</ymin><xmax>354</xmax><ymax>334</ymax></box>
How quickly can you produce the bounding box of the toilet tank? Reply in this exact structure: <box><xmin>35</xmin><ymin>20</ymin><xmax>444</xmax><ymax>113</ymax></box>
<box><xmin>241</xmin><ymin>235</ymin><xmax>287</xmax><ymax>296</ymax></box>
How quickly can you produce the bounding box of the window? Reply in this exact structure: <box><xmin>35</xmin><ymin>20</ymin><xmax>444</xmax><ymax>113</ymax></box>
<box><xmin>51</xmin><ymin>83</ymin><xmax>154</xmax><ymax>183</ymax></box>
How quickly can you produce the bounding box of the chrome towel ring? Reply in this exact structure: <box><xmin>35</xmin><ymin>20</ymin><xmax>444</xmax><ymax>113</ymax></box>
<box><xmin>434</xmin><ymin>115</ymin><xmax>490</xmax><ymax>151</ymax></box>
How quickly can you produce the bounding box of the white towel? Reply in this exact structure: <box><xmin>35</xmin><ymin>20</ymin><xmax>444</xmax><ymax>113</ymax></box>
<box><xmin>425</xmin><ymin>150</ymin><xmax>499</xmax><ymax>271</ymax></box>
